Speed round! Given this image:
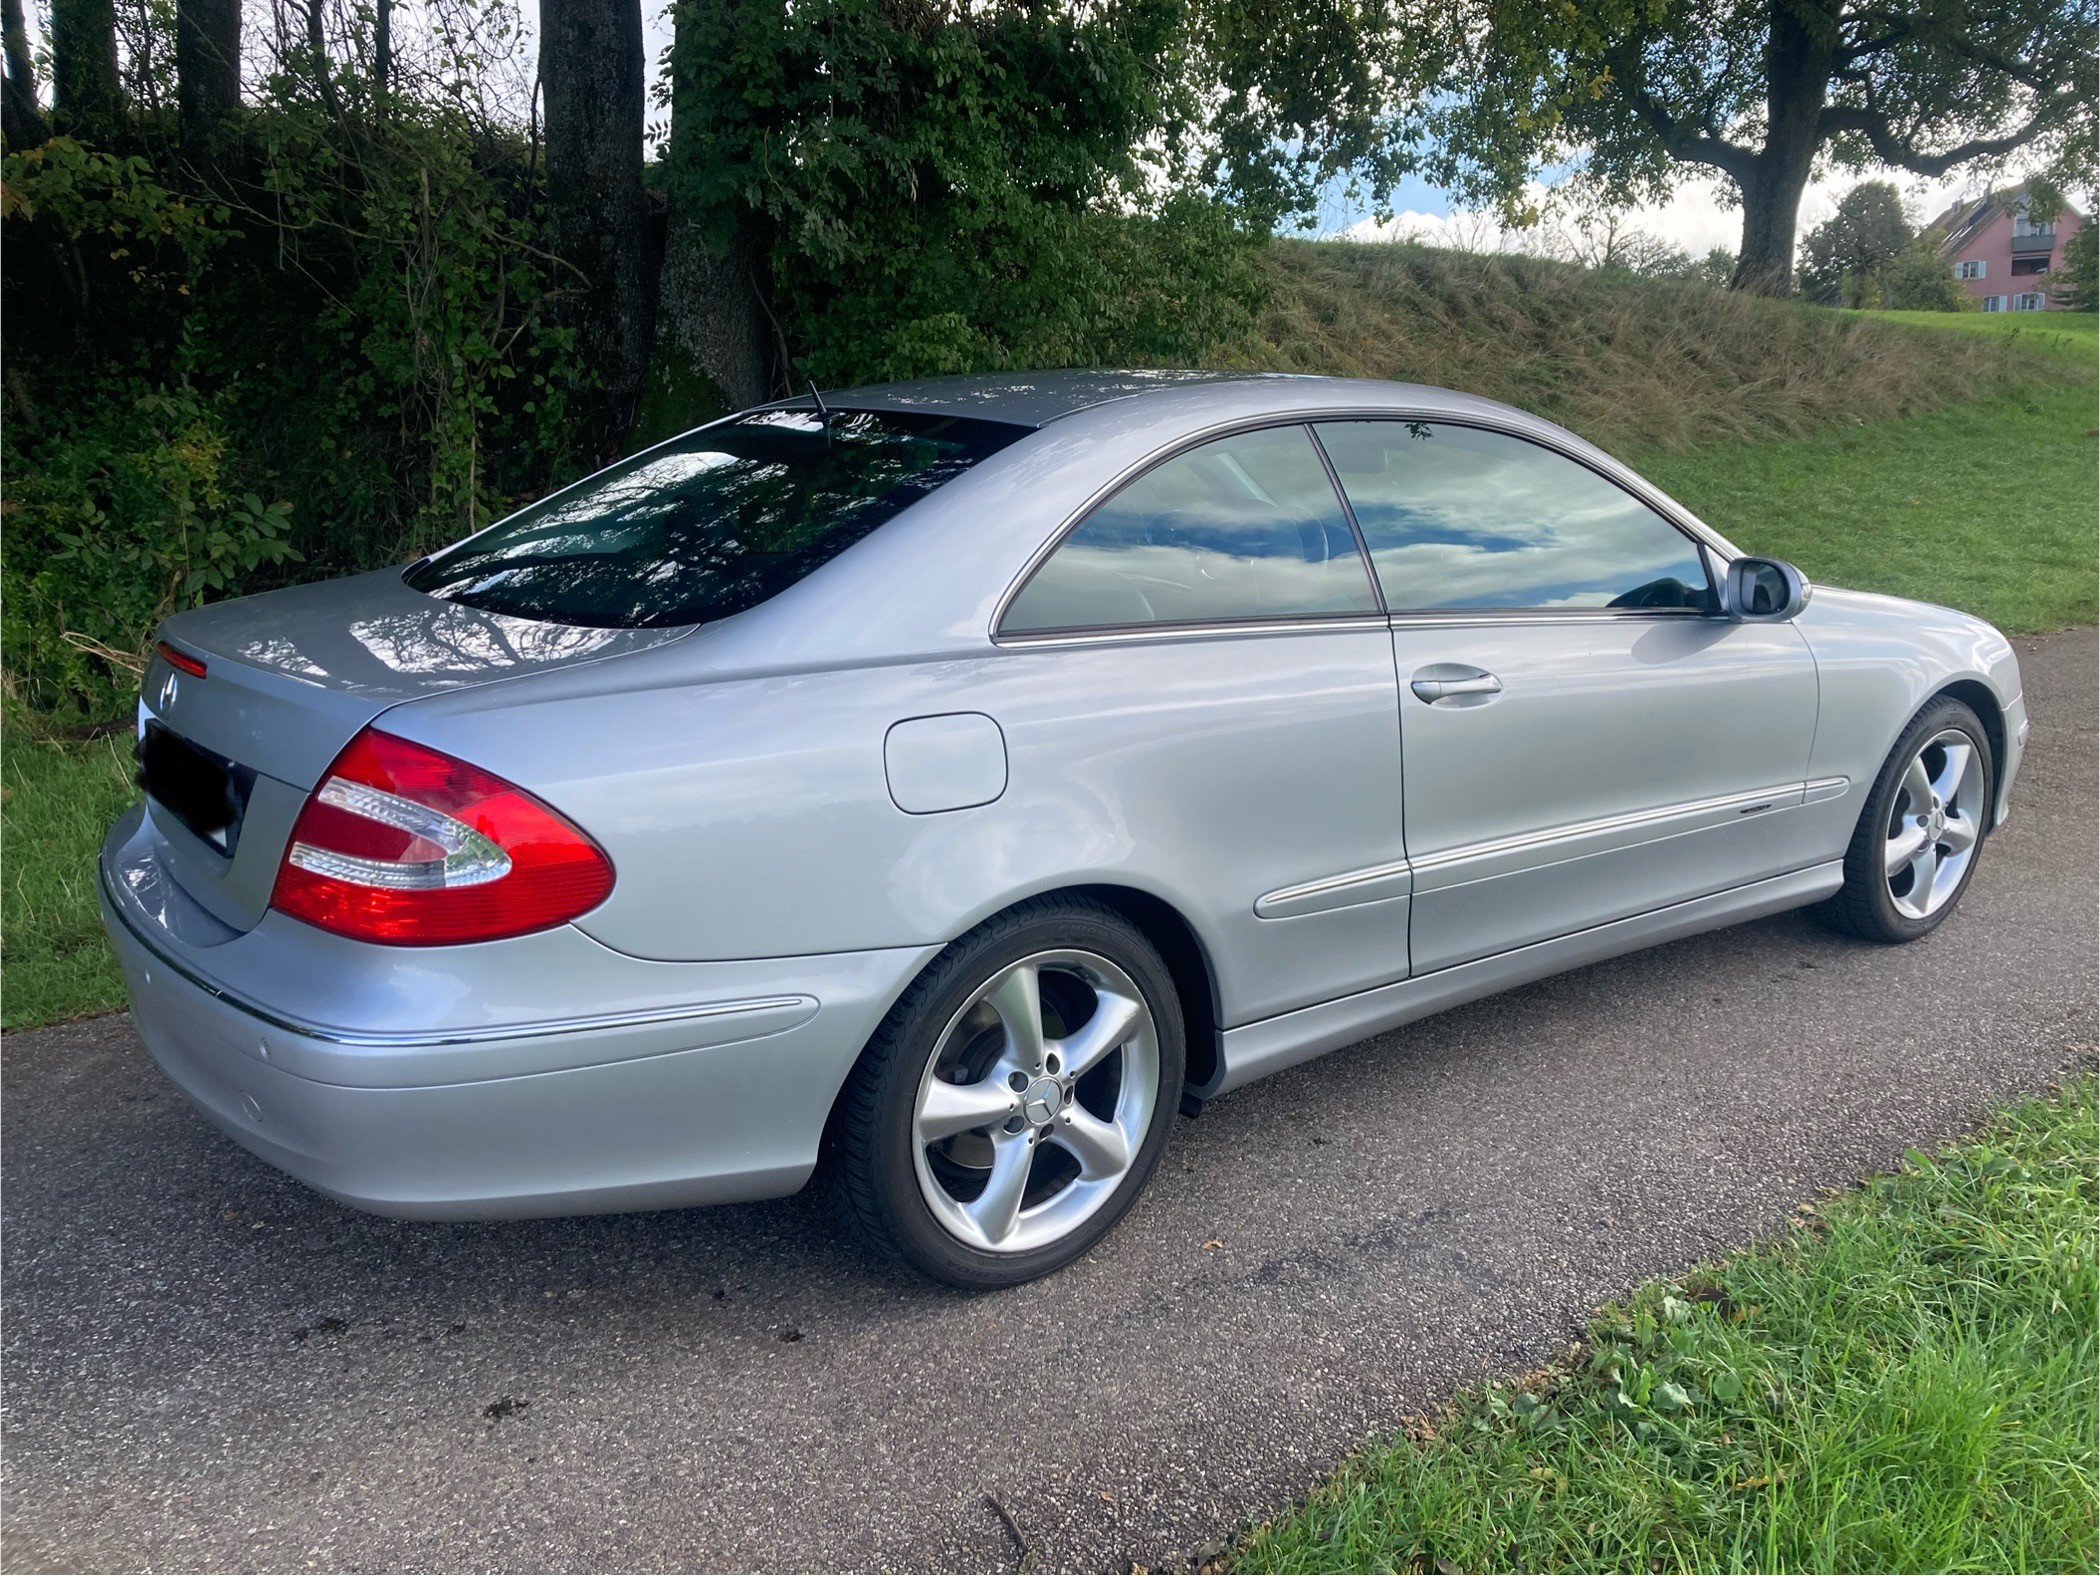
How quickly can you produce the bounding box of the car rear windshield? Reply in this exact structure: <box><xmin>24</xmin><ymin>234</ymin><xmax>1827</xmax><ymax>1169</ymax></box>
<box><xmin>405</xmin><ymin>407</ymin><xmax>1028</xmax><ymax>629</ymax></box>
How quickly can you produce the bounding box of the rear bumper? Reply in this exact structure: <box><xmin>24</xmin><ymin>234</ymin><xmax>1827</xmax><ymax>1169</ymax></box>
<box><xmin>99</xmin><ymin>805</ymin><xmax>935</xmax><ymax>1219</ymax></box>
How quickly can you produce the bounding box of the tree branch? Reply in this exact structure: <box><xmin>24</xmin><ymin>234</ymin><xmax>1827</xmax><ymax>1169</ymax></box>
<box><xmin>1605</xmin><ymin>38</ymin><xmax>1759</xmax><ymax>184</ymax></box>
<box><xmin>1835</xmin><ymin>26</ymin><xmax>1908</xmax><ymax>66</ymax></box>
<box><xmin>1819</xmin><ymin>93</ymin><xmax>2081</xmax><ymax>177</ymax></box>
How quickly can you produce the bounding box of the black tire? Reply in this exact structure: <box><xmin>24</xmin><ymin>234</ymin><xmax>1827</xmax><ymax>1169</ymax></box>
<box><xmin>835</xmin><ymin>895</ymin><xmax>1184</xmax><ymax>1289</ymax></box>
<box><xmin>1815</xmin><ymin>695</ymin><xmax>1994</xmax><ymax>944</ymax></box>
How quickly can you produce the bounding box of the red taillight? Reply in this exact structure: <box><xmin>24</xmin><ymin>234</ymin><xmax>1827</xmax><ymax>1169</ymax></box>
<box><xmin>270</xmin><ymin>728</ymin><xmax>614</xmax><ymax>946</ymax></box>
<box><xmin>155</xmin><ymin>639</ymin><xmax>207</xmax><ymax>678</ymax></box>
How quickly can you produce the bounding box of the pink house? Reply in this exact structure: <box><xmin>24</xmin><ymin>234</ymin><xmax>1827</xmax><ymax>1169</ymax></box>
<box><xmin>1930</xmin><ymin>183</ymin><xmax>2087</xmax><ymax>312</ymax></box>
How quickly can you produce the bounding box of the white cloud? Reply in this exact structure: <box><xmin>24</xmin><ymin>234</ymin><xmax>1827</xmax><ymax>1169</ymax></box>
<box><xmin>1339</xmin><ymin>169</ymin><xmax>1982</xmax><ymax>260</ymax></box>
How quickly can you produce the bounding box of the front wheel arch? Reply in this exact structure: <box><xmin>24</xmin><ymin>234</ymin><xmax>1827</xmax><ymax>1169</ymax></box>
<box><xmin>1933</xmin><ymin>678</ymin><xmax>2007</xmax><ymax>835</ymax></box>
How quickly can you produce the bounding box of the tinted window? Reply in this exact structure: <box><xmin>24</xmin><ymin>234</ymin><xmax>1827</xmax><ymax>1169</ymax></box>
<box><xmin>1001</xmin><ymin>426</ymin><xmax>1378</xmax><ymax>633</ymax></box>
<box><xmin>1314</xmin><ymin>421</ymin><xmax>1715</xmax><ymax>613</ymax></box>
<box><xmin>407</xmin><ymin>408</ymin><xmax>1026</xmax><ymax>628</ymax></box>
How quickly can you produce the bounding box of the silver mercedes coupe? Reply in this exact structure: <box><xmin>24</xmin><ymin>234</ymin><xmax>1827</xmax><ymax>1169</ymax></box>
<box><xmin>103</xmin><ymin>371</ymin><xmax>2027</xmax><ymax>1286</ymax></box>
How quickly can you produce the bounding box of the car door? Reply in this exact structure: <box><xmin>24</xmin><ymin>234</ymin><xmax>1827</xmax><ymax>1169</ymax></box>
<box><xmin>993</xmin><ymin>422</ymin><xmax>1411</xmax><ymax>1024</ymax></box>
<box><xmin>1313</xmin><ymin>419</ymin><xmax>1820</xmax><ymax>974</ymax></box>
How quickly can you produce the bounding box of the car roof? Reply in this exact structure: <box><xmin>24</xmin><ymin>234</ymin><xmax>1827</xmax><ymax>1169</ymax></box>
<box><xmin>815</xmin><ymin>369</ymin><xmax>1292</xmax><ymax>428</ymax></box>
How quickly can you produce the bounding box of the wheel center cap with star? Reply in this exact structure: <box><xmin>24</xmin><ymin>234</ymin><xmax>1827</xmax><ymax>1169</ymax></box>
<box><xmin>1022</xmin><ymin>1078</ymin><xmax>1064</xmax><ymax>1127</ymax></box>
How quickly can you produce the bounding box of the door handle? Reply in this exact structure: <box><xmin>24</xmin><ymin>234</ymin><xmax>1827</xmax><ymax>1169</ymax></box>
<box><xmin>1410</xmin><ymin>667</ymin><xmax>1503</xmax><ymax>704</ymax></box>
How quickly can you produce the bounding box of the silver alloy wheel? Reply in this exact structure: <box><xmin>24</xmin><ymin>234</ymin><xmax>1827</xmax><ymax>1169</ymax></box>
<box><xmin>1883</xmin><ymin>726</ymin><xmax>1986</xmax><ymax>920</ymax></box>
<box><xmin>910</xmin><ymin>950</ymin><xmax>1160</xmax><ymax>1255</ymax></box>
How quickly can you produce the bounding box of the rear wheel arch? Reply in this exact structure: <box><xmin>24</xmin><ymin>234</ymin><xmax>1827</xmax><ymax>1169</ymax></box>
<box><xmin>1060</xmin><ymin>883</ymin><xmax>1222</xmax><ymax>1099</ymax></box>
<box><xmin>825</xmin><ymin>882</ymin><xmax>1223</xmax><ymax>1153</ymax></box>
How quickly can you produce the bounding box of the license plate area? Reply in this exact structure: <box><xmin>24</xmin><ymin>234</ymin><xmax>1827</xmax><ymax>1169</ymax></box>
<box><xmin>138</xmin><ymin>720</ymin><xmax>256</xmax><ymax>856</ymax></box>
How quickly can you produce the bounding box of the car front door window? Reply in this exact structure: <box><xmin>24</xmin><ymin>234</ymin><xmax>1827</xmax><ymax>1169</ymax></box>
<box><xmin>1312</xmin><ymin>420</ymin><xmax>1715</xmax><ymax>614</ymax></box>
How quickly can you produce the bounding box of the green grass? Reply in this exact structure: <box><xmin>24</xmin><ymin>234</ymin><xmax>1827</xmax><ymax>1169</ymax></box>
<box><xmin>1858</xmin><ymin>309</ymin><xmax>2098</xmax><ymax>354</ymax></box>
<box><xmin>1636</xmin><ymin>372</ymin><xmax>2099</xmax><ymax>634</ymax></box>
<box><xmin>1252</xmin><ymin>242</ymin><xmax>2080</xmax><ymax>455</ymax></box>
<box><xmin>1</xmin><ymin>728</ymin><xmax>138</xmax><ymax>1029</ymax></box>
<box><xmin>1233</xmin><ymin>1077</ymin><xmax>2100</xmax><ymax>1575</ymax></box>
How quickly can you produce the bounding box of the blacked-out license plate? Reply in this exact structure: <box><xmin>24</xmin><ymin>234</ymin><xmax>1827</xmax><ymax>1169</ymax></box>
<box><xmin>138</xmin><ymin>720</ymin><xmax>255</xmax><ymax>854</ymax></box>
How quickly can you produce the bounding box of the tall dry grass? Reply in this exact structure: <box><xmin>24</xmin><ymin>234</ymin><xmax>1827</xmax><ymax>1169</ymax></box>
<box><xmin>1239</xmin><ymin>241</ymin><xmax>2073</xmax><ymax>455</ymax></box>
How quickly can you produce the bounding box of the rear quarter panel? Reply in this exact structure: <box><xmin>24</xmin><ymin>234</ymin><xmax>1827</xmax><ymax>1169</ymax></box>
<box><xmin>378</xmin><ymin>628</ymin><xmax>1411</xmax><ymax>1028</ymax></box>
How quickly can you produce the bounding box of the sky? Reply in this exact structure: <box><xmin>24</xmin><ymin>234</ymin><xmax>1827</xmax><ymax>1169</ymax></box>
<box><xmin>1310</xmin><ymin>167</ymin><xmax>1980</xmax><ymax>259</ymax></box>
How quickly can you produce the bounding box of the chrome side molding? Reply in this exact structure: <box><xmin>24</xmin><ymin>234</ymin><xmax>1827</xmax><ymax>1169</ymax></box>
<box><xmin>1208</xmin><ymin>861</ymin><xmax>1846</xmax><ymax>1098</ymax></box>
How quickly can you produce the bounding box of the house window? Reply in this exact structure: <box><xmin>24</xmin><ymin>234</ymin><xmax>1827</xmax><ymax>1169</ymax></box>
<box><xmin>2013</xmin><ymin>292</ymin><xmax>2046</xmax><ymax>312</ymax></box>
<box><xmin>1980</xmin><ymin>295</ymin><xmax>2007</xmax><ymax>312</ymax></box>
<box><xmin>1957</xmin><ymin>259</ymin><xmax>1986</xmax><ymax>280</ymax></box>
<box><xmin>2010</xmin><ymin>255</ymin><xmax>2050</xmax><ymax>275</ymax></box>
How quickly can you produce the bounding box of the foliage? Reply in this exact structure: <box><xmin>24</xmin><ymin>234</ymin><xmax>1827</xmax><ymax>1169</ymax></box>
<box><xmin>2057</xmin><ymin>224</ymin><xmax>2099</xmax><ymax>311</ymax></box>
<box><xmin>1186</xmin><ymin>0</ymin><xmax>1429</xmax><ymax>226</ymax></box>
<box><xmin>1693</xmin><ymin>248</ymin><xmax>1738</xmax><ymax>290</ymax></box>
<box><xmin>1799</xmin><ymin>181</ymin><xmax>1913</xmax><ymax>303</ymax></box>
<box><xmin>1424</xmin><ymin>1</ymin><xmax>2094</xmax><ymax>206</ymax></box>
<box><xmin>1234</xmin><ymin>1075</ymin><xmax>2100</xmax><ymax>1574</ymax></box>
<box><xmin>4</xmin><ymin>28</ymin><xmax>586</xmax><ymax>721</ymax></box>
<box><xmin>668</xmin><ymin>0</ymin><xmax>1266</xmax><ymax>387</ymax></box>
<box><xmin>7</xmin><ymin>1</ymin><xmax>1284</xmax><ymax>719</ymax></box>
<box><xmin>1547</xmin><ymin>190</ymin><xmax>1699</xmax><ymax>277</ymax></box>
<box><xmin>1882</xmin><ymin>235</ymin><xmax>1974</xmax><ymax>311</ymax></box>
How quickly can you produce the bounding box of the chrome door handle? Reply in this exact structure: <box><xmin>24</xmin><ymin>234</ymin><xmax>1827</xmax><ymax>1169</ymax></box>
<box><xmin>1410</xmin><ymin>669</ymin><xmax>1503</xmax><ymax>704</ymax></box>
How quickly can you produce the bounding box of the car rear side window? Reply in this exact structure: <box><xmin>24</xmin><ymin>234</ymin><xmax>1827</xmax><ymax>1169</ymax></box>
<box><xmin>1313</xmin><ymin>420</ymin><xmax>1716</xmax><ymax>613</ymax></box>
<box><xmin>406</xmin><ymin>408</ymin><xmax>1027</xmax><ymax>629</ymax></box>
<box><xmin>1000</xmin><ymin>425</ymin><xmax>1379</xmax><ymax>634</ymax></box>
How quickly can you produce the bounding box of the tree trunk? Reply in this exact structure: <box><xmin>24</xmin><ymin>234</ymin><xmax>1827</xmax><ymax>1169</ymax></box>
<box><xmin>50</xmin><ymin>0</ymin><xmax>121</xmax><ymax>130</ymax></box>
<box><xmin>1732</xmin><ymin>159</ymin><xmax>1812</xmax><ymax>295</ymax></box>
<box><xmin>541</xmin><ymin>0</ymin><xmax>658</xmax><ymax>458</ymax></box>
<box><xmin>2</xmin><ymin>0</ymin><xmax>46</xmax><ymax>148</ymax></box>
<box><xmin>640</xmin><ymin>0</ymin><xmax>771</xmax><ymax>439</ymax></box>
<box><xmin>1730</xmin><ymin>0</ymin><xmax>1839</xmax><ymax>295</ymax></box>
<box><xmin>373</xmin><ymin>0</ymin><xmax>392</xmax><ymax>106</ymax></box>
<box><xmin>305</xmin><ymin>0</ymin><xmax>340</xmax><ymax>116</ymax></box>
<box><xmin>176</xmin><ymin>0</ymin><xmax>242</xmax><ymax>140</ymax></box>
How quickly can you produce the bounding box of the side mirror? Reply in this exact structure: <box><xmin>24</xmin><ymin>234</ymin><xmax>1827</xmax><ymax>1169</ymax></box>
<box><xmin>1723</xmin><ymin>556</ymin><xmax>1810</xmax><ymax>622</ymax></box>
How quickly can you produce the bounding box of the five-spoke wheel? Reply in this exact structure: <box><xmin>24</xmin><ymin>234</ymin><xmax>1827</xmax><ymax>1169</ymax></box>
<box><xmin>836</xmin><ymin>897</ymin><xmax>1184</xmax><ymax>1287</ymax></box>
<box><xmin>911</xmin><ymin>951</ymin><xmax>1158</xmax><ymax>1253</ymax></box>
<box><xmin>1821</xmin><ymin>695</ymin><xmax>1994</xmax><ymax>943</ymax></box>
<box><xmin>1882</xmin><ymin>727</ymin><xmax>1986</xmax><ymax>921</ymax></box>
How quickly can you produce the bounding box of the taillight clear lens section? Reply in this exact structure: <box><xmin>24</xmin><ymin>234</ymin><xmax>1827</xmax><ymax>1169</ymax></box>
<box><xmin>271</xmin><ymin>728</ymin><xmax>614</xmax><ymax>945</ymax></box>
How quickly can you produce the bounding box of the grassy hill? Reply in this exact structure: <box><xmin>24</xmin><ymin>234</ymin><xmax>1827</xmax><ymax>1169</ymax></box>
<box><xmin>1246</xmin><ymin>240</ymin><xmax>2083</xmax><ymax>455</ymax></box>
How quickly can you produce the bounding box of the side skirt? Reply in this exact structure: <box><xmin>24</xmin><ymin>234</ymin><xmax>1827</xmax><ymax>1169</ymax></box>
<box><xmin>1202</xmin><ymin>861</ymin><xmax>1844</xmax><ymax>1097</ymax></box>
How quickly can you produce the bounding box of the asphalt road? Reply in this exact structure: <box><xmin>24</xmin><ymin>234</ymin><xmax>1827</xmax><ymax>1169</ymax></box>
<box><xmin>4</xmin><ymin>628</ymin><xmax>2094</xmax><ymax>1575</ymax></box>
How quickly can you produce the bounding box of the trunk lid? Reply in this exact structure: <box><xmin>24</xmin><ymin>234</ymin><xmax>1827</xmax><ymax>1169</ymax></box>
<box><xmin>138</xmin><ymin>568</ymin><xmax>688</xmax><ymax>933</ymax></box>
